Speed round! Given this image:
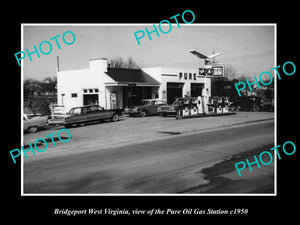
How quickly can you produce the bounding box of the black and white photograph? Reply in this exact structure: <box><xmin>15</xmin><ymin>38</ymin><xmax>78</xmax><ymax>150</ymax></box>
<box><xmin>4</xmin><ymin>4</ymin><xmax>298</xmax><ymax>221</ymax></box>
<box><xmin>21</xmin><ymin>24</ymin><xmax>276</xmax><ymax>195</ymax></box>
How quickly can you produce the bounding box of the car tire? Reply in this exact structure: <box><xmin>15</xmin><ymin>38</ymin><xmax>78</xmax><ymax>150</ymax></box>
<box><xmin>140</xmin><ymin>110</ymin><xmax>147</xmax><ymax>117</ymax></box>
<box><xmin>253</xmin><ymin>105</ymin><xmax>260</xmax><ymax>112</ymax></box>
<box><xmin>111</xmin><ymin>113</ymin><xmax>119</xmax><ymax>122</ymax></box>
<box><xmin>64</xmin><ymin>124</ymin><xmax>72</xmax><ymax>128</ymax></box>
<box><xmin>78</xmin><ymin>122</ymin><xmax>85</xmax><ymax>127</ymax></box>
<box><xmin>27</xmin><ymin>126</ymin><xmax>38</xmax><ymax>133</ymax></box>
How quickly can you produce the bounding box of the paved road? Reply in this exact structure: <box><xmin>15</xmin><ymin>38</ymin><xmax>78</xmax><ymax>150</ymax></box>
<box><xmin>24</xmin><ymin>120</ymin><xmax>274</xmax><ymax>194</ymax></box>
<box><xmin>23</xmin><ymin>111</ymin><xmax>274</xmax><ymax>159</ymax></box>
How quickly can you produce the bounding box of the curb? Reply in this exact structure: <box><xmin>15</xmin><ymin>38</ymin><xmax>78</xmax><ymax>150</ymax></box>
<box><xmin>176</xmin><ymin>112</ymin><xmax>236</xmax><ymax>119</ymax></box>
<box><xmin>158</xmin><ymin>117</ymin><xmax>274</xmax><ymax>135</ymax></box>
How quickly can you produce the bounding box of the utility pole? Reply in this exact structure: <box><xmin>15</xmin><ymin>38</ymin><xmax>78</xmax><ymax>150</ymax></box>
<box><xmin>57</xmin><ymin>56</ymin><xmax>60</xmax><ymax>72</ymax></box>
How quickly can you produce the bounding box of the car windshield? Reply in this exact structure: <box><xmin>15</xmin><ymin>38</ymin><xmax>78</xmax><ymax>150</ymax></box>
<box><xmin>172</xmin><ymin>98</ymin><xmax>182</xmax><ymax>105</ymax></box>
<box><xmin>90</xmin><ymin>105</ymin><xmax>104</xmax><ymax>112</ymax></box>
<box><xmin>175</xmin><ymin>99</ymin><xmax>181</xmax><ymax>105</ymax></box>
<box><xmin>257</xmin><ymin>89</ymin><xmax>274</xmax><ymax>99</ymax></box>
<box><xmin>82</xmin><ymin>107</ymin><xmax>91</xmax><ymax>114</ymax></box>
<box><xmin>69</xmin><ymin>108</ymin><xmax>81</xmax><ymax>115</ymax></box>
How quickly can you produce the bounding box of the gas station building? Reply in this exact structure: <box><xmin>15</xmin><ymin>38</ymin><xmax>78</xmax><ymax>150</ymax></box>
<box><xmin>57</xmin><ymin>58</ymin><xmax>212</xmax><ymax>112</ymax></box>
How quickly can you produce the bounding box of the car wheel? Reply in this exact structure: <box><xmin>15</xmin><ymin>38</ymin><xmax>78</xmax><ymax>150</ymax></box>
<box><xmin>27</xmin><ymin>126</ymin><xmax>38</xmax><ymax>133</ymax></box>
<box><xmin>253</xmin><ymin>105</ymin><xmax>260</xmax><ymax>112</ymax></box>
<box><xmin>140</xmin><ymin>110</ymin><xmax>147</xmax><ymax>117</ymax></box>
<box><xmin>78</xmin><ymin>122</ymin><xmax>85</xmax><ymax>127</ymax></box>
<box><xmin>111</xmin><ymin>113</ymin><xmax>119</xmax><ymax>122</ymax></box>
<box><xmin>64</xmin><ymin>124</ymin><xmax>72</xmax><ymax>128</ymax></box>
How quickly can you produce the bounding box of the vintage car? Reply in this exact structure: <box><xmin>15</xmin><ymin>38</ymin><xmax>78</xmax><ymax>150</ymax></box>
<box><xmin>158</xmin><ymin>98</ymin><xmax>184</xmax><ymax>117</ymax></box>
<box><xmin>23</xmin><ymin>114</ymin><xmax>49</xmax><ymax>133</ymax></box>
<box><xmin>232</xmin><ymin>96</ymin><xmax>264</xmax><ymax>112</ymax></box>
<box><xmin>124</xmin><ymin>99</ymin><xmax>167</xmax><ymax>117</ymax></box>
<box><xmin>64</xmin><ymin>105</ymin><xmax>123</xmax><ymax>128</ymax></box>
<box><xmin>257</xmin><ymin>89</ymin><xmax>274</xmax><ymax>111</ymax></box>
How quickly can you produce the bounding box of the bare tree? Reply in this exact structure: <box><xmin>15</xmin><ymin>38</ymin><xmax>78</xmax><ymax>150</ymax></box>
<box><xmin>225</xmin><ymin>65</ymin><xmax>238</xmax><ymax>80</ymax></box>
<box><xmin>108</xmin><ymin>56</ymin><xmax>140</xmax><ymax>69</ymax></box>
<box><xmin>24</xmin><ymin>77</ymin><xmax>57</xmax><ymax>115</ymax></box>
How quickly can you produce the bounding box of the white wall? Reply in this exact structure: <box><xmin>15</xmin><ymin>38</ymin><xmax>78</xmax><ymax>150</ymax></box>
<box><xmin>142</xmin><ymin>66</ymin><xmax>211</xmax><ymax>100</ymax></box>
<box><xmin>141</xmin><ymin>67</ymin><xmax>163</xmax><ymax>98</ymax></box>
<box><xmin>57</xmin><ymin>59</ymin><xmax>115</xmax><ymax>112</ymax></box>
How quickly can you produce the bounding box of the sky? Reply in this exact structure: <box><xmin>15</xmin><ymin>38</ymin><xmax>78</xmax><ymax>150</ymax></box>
<box><xmin>23</xmin><ymin>24</ymin><xmax>275</xmax><ymax>81</ymax></box>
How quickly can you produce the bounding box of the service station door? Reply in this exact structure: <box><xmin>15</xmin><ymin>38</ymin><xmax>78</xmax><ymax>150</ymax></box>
<box><xmin>83</xmin><ymin>94</ymin><xmax>98</xmax><ymax>105</ymax></box>
<box><xmin>167</xmin><ymin>82</ymin><xmax>184</xmax><ymax>104</ymax></box>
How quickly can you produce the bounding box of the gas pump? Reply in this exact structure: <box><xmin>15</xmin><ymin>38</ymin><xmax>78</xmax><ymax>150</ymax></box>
<box><xmin>216</xmin><ymin>97</ymin><xmax>223</xmax><ymax>113</ymax></box>
<box><xmin>197</xmin><ymin>96</ymin><xmax>204</xmax><ymax>114</ymax></box>
<box><xmin>182</xmin><ymin>97</ymin><xmax>190</xmax><ymax>116</ymax></box>
<box><xmin>212</xmin><ymin>97</ymin><xmax>218</xmax><ymax>113</ymax></box>
<box><xmin>223</xmin><ymin>97</ymin><xmax>229</xmax><ymax>113</ymax></box>
<box><xmin>202</xmin><ymin>88</ymin><xmax>210</xmax><ymax>114</ymax></box>
<box><xmin>206</xmin><ymin>97</ymin><xmax>214</xmax><ymax>114</ymax></box>
<box><xmin>190</xmin><ymin>97</ymin><xmax>198</xmax><ymax>115</ymax></box>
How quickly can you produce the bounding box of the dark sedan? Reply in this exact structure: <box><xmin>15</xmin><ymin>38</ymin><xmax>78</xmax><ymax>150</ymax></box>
<box><xmin>124</xmin><ymin>99</ymin><xmax>167</xmax><ymax>117</ymax></box>
<box><xmin>64</xmin><ymin>105</ymin><xmax>123</xmax><ymax>128</ymax></box>
<box><xmin>158</xmin><ymin>98</ymin><xmax>184</xmax><ymax>117</ymax></box>
<box><xmin>232</xmin><ymin>96</ymin><xmax>264</xmax><ymax>112</ymax></box>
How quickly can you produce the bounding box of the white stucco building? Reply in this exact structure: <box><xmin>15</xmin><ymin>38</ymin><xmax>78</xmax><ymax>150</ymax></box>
<box><xmin>57</xmin><ymin>58</ymin><xmax>211</xmax><ymax>112</ymax></box>
<box><xmin>142</xmin><ymin>67</ymin><xmax>211</xmax><ymax>104</ymax></box>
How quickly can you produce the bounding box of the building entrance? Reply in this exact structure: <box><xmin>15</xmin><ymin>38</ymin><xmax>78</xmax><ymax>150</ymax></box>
<box><xmin>191</xmin><ymin>83</ymin><xmax>204</xmax><ymax>97</ymax></box>
<box><xmin>122</xmin><ymin>86</ymin><xmax>153</xmax><ymax>107</ymax></box>
<box><xmin>83</xmin><ymin>94</ymin><xmax>98</xmax><ymax>105</ymax></box>
<box><xmin>167</xmin><ymin>82</ymin><xmax>184</xmax><ymax>104</ymax></box>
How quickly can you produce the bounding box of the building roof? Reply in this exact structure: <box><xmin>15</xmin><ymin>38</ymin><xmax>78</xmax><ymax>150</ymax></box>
<box><xmin>105</xmin><ymin>68</ymin><xmax>160</xmax><ymax>86</ymax></box>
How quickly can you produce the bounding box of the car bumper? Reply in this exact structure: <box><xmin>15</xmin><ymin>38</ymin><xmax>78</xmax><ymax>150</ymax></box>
<box><xmin>126</xmin><ymin>112</ymin><xmax>140</xmax><ymax>116</ymax></box>
<box><xmin>159</xmin><ymin>109</ymin><xmax>177</xmax><ymax>116</ymax></box>
<box><xmin>124</xmin><ymin>109</ymin><xmax>139</xmax><ymax>115</ymax></box>
<box><xmin>48</xmin><ymin>120</ymin><xmax>65</xmax><ymax>125</ymax></box>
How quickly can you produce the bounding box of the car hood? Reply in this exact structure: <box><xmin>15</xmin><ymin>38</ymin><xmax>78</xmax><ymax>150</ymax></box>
<box><xmin>126</xmin><ymin>105</ymin><xmax>148</xmax><ymax>109</ymax></box>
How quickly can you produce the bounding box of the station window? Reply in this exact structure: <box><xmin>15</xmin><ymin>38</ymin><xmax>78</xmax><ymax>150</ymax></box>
<box><xmin>95</xmin><ymin>88</ymin><xmax>99</xmax><ymax>93</ymax></box>
<box><xmin>71</xmin><ymin>93</ymin><xmax>78</xmax><ymax>98</ymax></box>
<box><xmin>89</xmin><ymin>89</ymin><xmax>93</xmax><ymax>93</ymax></box>
<box><xmin>83</xmin><ymin>89</ymin><xmax>87</xmax><ymax>93</ymax></box>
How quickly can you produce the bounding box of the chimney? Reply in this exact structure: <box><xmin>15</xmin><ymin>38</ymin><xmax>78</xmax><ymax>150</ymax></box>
<box><xmin>89</xmin><ymin>58</ymin><xmax>108</xmax><ymax>72</ymax></box>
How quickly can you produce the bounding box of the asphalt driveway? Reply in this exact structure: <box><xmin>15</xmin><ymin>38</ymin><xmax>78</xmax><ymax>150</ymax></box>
<box><xmin>22</xmin><ymin>111</ymin><xmax>274</xmax><ymax>161</ymax></box>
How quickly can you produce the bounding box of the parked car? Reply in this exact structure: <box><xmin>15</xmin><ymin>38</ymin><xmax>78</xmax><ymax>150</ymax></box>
<box><xmin>124</xmin><ymin>99</ymin><xmax>167</xmax><ymax>117</ymax></box>
<box><xmin>158</xmin><ymin>97</ymin><xmax>184</xmax><ymax>117</ymax></box>
<box><xmin>23</xmin><ymin>114</ymin><xmax>49</xmax><ymax>133</ymax></box>
<box><xmin>64</xmin><ymin>105</ymin><xmax>123</xmax><ymax>128</ymax></box>
<box><xmin>257</xmin><ymin>89</ymin><xmax>274</xmax><ymax>111</ymax></box>
<box><xmin>232</xmin><ymin>96</ymin><xmax>264</xmax><ymax>112</ymax></box>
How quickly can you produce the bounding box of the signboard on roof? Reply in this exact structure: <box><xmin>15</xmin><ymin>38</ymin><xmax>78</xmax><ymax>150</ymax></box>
<box><xmin>199</xmin><ymin>64</ymin><xmax>224</xmax><ymax>77</ymax></box>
